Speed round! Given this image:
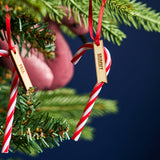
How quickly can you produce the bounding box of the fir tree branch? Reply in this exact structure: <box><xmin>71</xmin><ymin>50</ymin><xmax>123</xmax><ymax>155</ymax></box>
<box><xmin>0</xmin><ymin>76</ymin><xmax>69</xmax><ymax>154</ymax></box>
<box><xmin>0</xmin><ymin>2</ymin><xmax>56</xmax><ymax>59</ymax></box>
<box><xmin>35</xmin><ymin>88</ymin><xmax>118</xmax><ymax>140</ymax></box>
<box><xmin>62</xmin><ymin>0</ymin><xmax>126</xmax><ymax>45</ymax></box>
<box><xmin>40</xmin><ymin>0</ymin><xmax>66</xmax><ymax>23</ymax></box>
<box><xmin>107</xmin><ymin>0</ymin><xmax>160</xmax><ymax>32</ymax></box>
<box><xmin>0</xmin><ymin>68</ymin><xmax>117</xmax><ymax>145</ymax></box>
<box><xmin>2</xmin><ymin>0</ymin><xmax>160</xmax><ymax>46</ymax></box>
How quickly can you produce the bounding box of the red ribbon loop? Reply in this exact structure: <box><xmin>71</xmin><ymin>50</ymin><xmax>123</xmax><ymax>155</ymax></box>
<box><xmin>5</xmin><ymin>5</ymin><xmax>15</xmax><ymax>52</ymax></box>
<box><xmin>89</xmin><ymin>0</ymin><xmax>106</xmax><ymax>46</ymax></box>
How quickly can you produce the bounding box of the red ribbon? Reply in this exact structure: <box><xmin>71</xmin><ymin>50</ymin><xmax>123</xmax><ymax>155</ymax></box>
<box><xmin>89</xmin><ymin>0</ymin><xmax>106</xmax><ymax>46</ymax></box>
<box><xmin>5</xmin><ymin>5</ymin><xmax>15</xmax><ymax>52</ymax></box>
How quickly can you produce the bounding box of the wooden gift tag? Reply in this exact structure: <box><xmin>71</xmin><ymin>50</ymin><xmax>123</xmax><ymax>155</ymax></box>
<box><xmin>10</xmin><ymin>48</ymin><xmax>32</xmax><ymax>90</ymax></box>
<box><xmin>93</xmin><ymin>40</ymin><xmax>107</xmax><ymax>84</ymax></box>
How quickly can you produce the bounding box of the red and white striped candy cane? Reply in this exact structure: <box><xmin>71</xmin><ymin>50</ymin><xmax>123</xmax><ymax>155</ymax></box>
<box><xmin>0</xmin><ymin>49</ymin><xmax>19</xmax><ymax>153</ymax></box>
<box><xmin>71</xmin><ymin>42</ymin><xmax>111</xmax><ymax>141</ymax></box>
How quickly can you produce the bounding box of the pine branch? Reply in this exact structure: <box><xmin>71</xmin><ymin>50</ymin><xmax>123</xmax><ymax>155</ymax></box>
<box><xmin>0</xmin><ymin>72</ymin><xmax>69</xmax><ymax>154</ymax></box>
<box><xmin>2</xmin><ymin>0</ymin><xmax>160</xmax><ymax>46</ymax></box>
<box><xmin>11</xmin><ymin>113</ymin><xmax>69</xmax><ymax>155</ymax></box>
<box><xmin>0</xmin><ymin>1</ymin><xmax>56</xmax><ymax>59</ymax></box>
<box><xmin>61</xmin><ymin>0</ymin><xmax>126</xmax><ymax>45</ymax></box>
<box><xmin>35</xmin><ymin>88</ymin><xmax>118</xmax><ymax>140</ymax></box>
<box><xmin>40</xmin><ymin>0</ymin><xmax>66</xmax><ymax>23</ymax></box>
<box><xmin>4</xmin><ymin>0</ymin><xmax>125</xmax><ymax>45</ymax></box>
<box><xmin>107</xmin><ymin>0</ymin><xmax>160</xmax><ymax>32</ymax></box>
<box><xmin>0</xmin><ymin>77</ymin><xmax>116</xmax><ymax>142</ymax></box>
<box><xmin>0</xmin><ymin>87</ymin><xmax>69</xmax><ymax>155</ymax></box>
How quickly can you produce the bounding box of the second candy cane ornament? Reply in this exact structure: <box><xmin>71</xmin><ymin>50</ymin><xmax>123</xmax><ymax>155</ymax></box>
<box><xmin>72</xmin><ymin>0</ymin><xmax>112</xmax><ymax>141</ymax></box>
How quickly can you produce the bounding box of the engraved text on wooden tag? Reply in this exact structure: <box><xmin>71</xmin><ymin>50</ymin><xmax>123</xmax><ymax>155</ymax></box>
<box><xmin>10</xmin><ymin>48</ymin><xmax>33</xmax><ymax>90</ymax></box>
<box><xmin>93</xmin><ymin>40</ymin><xmax>107</xmax><ymax>84</ymax></box>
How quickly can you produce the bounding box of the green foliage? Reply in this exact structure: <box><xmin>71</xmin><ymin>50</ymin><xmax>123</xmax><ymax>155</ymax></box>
<box><xmin>40</xmin><ymin>0</ymin><xmax>126</xmax><ymax>45</ymax></box>
<box><xmin>1</xmin><ymin>0</ymin><xmax>160</xmax><ymax>46</ymax></box>
<box><xmin>60</xmin><ymin>0</ymin><xmax>160</xmax><ymax>45</ymax></box>
<box><xmin>107</xmin><ymin>0</ymin><xmax>160</xmax><ymax>32</ymax></box>
<box><xmin>35</xmin><ymin>88</ymin><xmax>118</xmax><ymax>140</ymax></box>
<box><xmin>0</xmin><ymin>67</ymin><xmax>117</xmax><ymax>154</ymax></box>
<box><xmin>0</xmin><ymin>85</ymin><xmax>69</xmax><ymax>155</ymax></box>
<box><xmin>0</xmin><ymin>1</ymin><xmax>56</xmax><ymax>59</ymax></box>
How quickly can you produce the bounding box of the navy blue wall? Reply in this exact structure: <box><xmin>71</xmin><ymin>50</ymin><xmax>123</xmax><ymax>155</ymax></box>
<box><xmin>1</xmin><ymin>0</ymin><xmax>160</xmax><ymax>159</ymax></box>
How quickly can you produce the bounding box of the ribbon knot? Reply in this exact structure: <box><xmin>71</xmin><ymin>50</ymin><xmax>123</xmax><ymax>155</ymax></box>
<box><xmin>94</xmin><ymin>37</ymin><xmax>100</xmax><ymax>46</ymax></box>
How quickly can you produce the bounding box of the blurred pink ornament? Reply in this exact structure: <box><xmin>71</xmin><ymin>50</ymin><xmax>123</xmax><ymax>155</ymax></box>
<box><xmin>0</xmin><ymin>12</ymin><xmax>88</xmax><ymax>90</ymax></box>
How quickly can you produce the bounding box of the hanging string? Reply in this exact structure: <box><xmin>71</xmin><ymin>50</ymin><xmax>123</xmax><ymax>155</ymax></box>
<box><xmin>89</xmin><ymin>0</ymin><xmax>106</xmax><ymax>45</ymax></box>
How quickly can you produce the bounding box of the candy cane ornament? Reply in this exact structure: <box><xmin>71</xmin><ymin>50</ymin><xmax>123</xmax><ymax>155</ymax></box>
<box><xmin>71</xmin><ymin>0</ymin><xmax>109</xmax><ymax>141</ymax></box>
<box><xmin>71</xmin><ymin>43</ymin><xmax>111</xmax><ymax>141</ymax></box>
<box><xmin>1</xmin><ymin>5</ymin><xmax>32</xmax><ymax>153</ymax></box>
<box><xmin>2</xmin><ymin>68</ymin><xmax>19</xmax><ymax>153</ymax></box>
<box><xmin>0</xmin><ymin>50</ymin><xmax>19</xmax><ymax>153</ymax></box>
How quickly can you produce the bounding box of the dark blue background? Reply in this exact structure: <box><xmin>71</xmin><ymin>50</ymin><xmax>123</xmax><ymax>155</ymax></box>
<box><xmin>1</xmin><ymin>0</ymin><xmax>160</xmax><ymax>159</ymax></box>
